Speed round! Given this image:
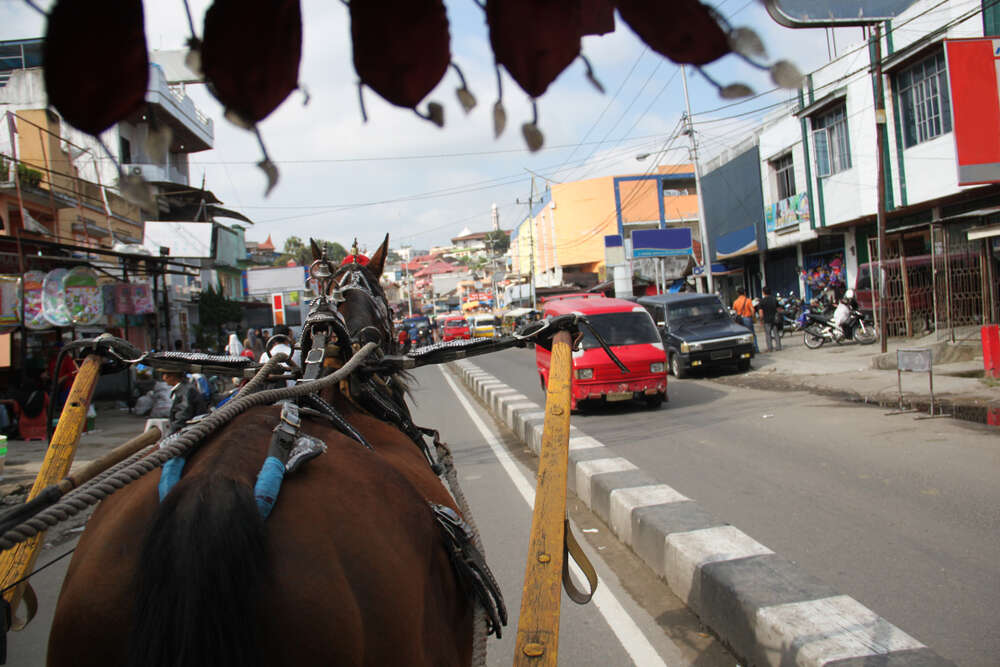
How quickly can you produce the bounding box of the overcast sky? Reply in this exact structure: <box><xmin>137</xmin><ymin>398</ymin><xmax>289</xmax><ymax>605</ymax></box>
<box><xmin>1</xmin><ymin>0</ymin><xmax>871</xmax><ymax>254</ymax></box>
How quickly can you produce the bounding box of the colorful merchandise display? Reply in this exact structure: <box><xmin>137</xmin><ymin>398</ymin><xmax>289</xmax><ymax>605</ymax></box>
<box><xmin>21</xmin><ymin>270</ymin><xmax>49</xmax><ymax>330</ymax></box>
<box><xmin>0</xmin><ymin>275</ymin><xmax>19</xmax><ymax>326</ymax></box>
<box><xmin>42</xmin><ymin>268</ymin><xmax>71</xmax><ymax>327</ymax></box>
<box><xmin>63</xmin><ymin>267</ymin><xmax>103</xmax><ymax>325</ymax></box>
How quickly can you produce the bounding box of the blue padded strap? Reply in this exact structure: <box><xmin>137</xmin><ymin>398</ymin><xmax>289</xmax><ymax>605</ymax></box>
<box><xmin>254</xmin><ymin>456</ymin><xmax>286</xmax><ymax>519</ymax></box>
<box><xmin>158</xmin><ymin>456</ymin><xmax>187</xmax><ymax>501</ymax></box>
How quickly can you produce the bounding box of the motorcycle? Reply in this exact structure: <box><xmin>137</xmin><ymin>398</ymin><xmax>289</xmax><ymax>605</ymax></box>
<box><xmin>802</xmin><ymin>306</ymin><xmax>877</xmax><ymax>348</ymax></box>
<box><xmin>777</xmin><ymin>294</ymin><xmax>804</xmax><ymax>336</ymax></box>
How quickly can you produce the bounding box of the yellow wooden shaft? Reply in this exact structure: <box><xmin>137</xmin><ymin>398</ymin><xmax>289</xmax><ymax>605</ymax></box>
<box><xmin>514</xmin><ymin>331</ymin><xmax>573</xmax><ymax>666</ymax></box>
<box><xmin>0</xmin><ymin>354</ymin><xmax>102</xmax><ymax>621</ymax></box>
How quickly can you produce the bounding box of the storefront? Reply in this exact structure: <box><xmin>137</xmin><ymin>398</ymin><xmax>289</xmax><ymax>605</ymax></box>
<box><xmin>0</xmin><ymin>237</ymin><xmax>196</xmax><ymax>399</ymax></box>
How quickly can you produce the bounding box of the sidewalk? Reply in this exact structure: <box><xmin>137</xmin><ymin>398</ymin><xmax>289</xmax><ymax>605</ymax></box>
<box><xmin>1</xmin><ymin>403</ymin><xmax>149</xmax><ymax>500</ymax></box>
<box><xmin>717</xmin><ymin>326</ymin><xmax>1000</xmax><ymax>425</ymax></box>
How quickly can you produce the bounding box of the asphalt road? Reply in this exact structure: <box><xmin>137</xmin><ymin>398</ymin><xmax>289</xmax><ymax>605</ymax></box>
<box><xmin>8</xmin><ymin>366</ymin><xmax>735</xmax><ymax>666</ymax></box>
<box><xmin>463</xmin><ymin>346</ymin><xmax>1000</xmax><ymax>667</ymax></box>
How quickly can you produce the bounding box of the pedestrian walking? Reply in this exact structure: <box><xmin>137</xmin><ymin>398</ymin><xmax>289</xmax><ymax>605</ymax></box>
<box><xmin>732</xmin><ymin>287</ymin><xmax>758</xmax><ymax>353</ymax></box>
<box><xmin>756</xmin><ymin>287</ymin><xmax>782</xmax><ymax>352</ymax></box>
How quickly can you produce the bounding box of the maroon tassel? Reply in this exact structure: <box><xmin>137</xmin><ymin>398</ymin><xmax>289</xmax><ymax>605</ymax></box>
<box><xmin>487</xmin><ymin>0</ymin><xmax>582</xmax><ymax>99</ymax></box>
<box><xmin>617</xmin><ymin>0</ymin><xmax>730</xmax><ymax>66</ymax></box>
<box><xmin>201</xmin><ymin>0</ymin><xmax>302</xmax><ymax>125</ymax></box>
<box><xmin>44</xmin><ymin>0</ymin><xmax>148</xmax><ymax>135</ymax></box>
<box><xmin>351</xmin><ymin>0</ymin><xmax>450</xmax><ymax>110</ymax></box>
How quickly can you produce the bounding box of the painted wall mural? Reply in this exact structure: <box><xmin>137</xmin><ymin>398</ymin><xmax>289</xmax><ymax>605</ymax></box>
<box><xmin>765</xmin><ymin>192</ymin><xmax>810</xmax><ymax>233</ymax></box>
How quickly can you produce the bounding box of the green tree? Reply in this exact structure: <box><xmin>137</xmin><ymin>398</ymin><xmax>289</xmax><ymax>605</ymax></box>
<box><xmin>275</xmin><ymin>236</ymin><xmax>348</xmax><ymax>266</ymax></box>
<box><xmin>198</xmin><ymin>285</ymin><xmax>244</xmax><ymax>346</ymax></box>
<box><xmin>484</xmin><ymin>230</ymin><xmax>509</xmax><ymax>256</ymax></box>
<box><xmin>275</xmin><ymin>235</ymin><xmax>309</xmax><ymax>266</ymax></box>
<box><xmin>321</xmin><ymin>241</ymin><xmax>348</xmax><ymax>264</ymax></box>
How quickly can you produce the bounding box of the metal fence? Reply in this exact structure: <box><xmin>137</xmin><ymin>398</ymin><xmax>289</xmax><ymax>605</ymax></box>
<box><xmin>867</xmin><ymin>223</ymin><xmax>997</xmax><ymax>340</ymax></box>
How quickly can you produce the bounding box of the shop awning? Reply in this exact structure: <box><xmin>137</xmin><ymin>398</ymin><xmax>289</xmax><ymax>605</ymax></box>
<box><xmin>461</xmin><ymin>300</ymin><xmax>479</xmax><ymax>311</ymax></box>
<box><xmin>693</xmin><ymin>262</ymin><xmax>742</xmax><ymax>276</ymax></box>
<box><xmin>943</xmin><ymin>206</ymin><xmax>1000</xmax><ymax>224</ymax></box>
<box><xmin>967</xmin><ymin>222</ymin><xmax>1000</xmax><ymax>240</ymax></box>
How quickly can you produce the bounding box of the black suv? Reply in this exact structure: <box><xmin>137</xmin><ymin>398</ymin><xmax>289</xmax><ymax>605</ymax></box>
<box><xmin>637</xmin><ymin>293</ymin><xmax>754</xmax><ymax>378</ymax></box>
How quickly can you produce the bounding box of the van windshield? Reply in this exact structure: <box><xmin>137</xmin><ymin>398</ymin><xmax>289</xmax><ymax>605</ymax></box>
<box><xmin>446</xmin><ymin>319</ymin><xmax>468</xmax><ymax>327</ymax></box>
<box><xmin>667</xmin><ymin>300</ymin><xmax>728</xmax><ymax>322</ymax></box>
<box><xmin>475</xmin><ymin>316</ymin><xmax>495</xmax><ymax>326</ymax></box>
<box><xmin>579</xmin><ymin>312</ymin><xmax>660</xmax><ymax>349</ymax></box>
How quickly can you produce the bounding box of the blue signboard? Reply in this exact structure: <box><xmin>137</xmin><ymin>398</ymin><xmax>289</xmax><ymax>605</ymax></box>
<box><xmin>631</xmin><ymin>228</ymin><xmax>693</xmax><ymax>258</ymax></box>
<box><xmin>604</xmin><ymin>234</ymin><xmax>623</xmax><ymax>247</ymax></box>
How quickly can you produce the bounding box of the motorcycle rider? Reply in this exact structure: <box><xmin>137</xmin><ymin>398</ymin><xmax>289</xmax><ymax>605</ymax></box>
<box><xmin>832</xmin><ymin>289</ymin><xmax>855</xmax><ymax>340</ymax></box>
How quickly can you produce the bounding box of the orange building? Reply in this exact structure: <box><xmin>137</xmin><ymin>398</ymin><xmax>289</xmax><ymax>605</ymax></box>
<box><xmin>510</xmin><ymin>165</ymin><xmax>700</xmax><ymax>287</ymax></box>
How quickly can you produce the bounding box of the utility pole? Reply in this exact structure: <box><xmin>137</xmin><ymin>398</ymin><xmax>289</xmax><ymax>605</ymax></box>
<box><xmin>681</xmin><ymin>64</ymin><xmax>714</xmax><ymax>294</ymax></box>
<box><xmin>516</xmin><ymin>176</ymin><xmax>537</xmax><ymax>309</ymax></box>
<box><xmin>872</xmin><ymin>24</ymin><xmax>889</xmax><ymax>353</ymax></box>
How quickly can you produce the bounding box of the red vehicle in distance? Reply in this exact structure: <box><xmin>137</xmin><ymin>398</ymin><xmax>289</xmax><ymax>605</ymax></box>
<box><xmin>439</xmin><ymin>314</ymin><xmax>472</xmax><ymax>342</ymax></box>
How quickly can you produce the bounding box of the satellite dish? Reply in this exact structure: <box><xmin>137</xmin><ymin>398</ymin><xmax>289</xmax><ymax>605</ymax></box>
<box><xmin>765</xmin><ymin>0</ymin><xmax>921</xmax><ymax>27</ymax></box>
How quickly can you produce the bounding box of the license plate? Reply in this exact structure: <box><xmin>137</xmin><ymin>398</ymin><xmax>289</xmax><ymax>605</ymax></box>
<box><xmin>606</xmin><ymin>392</ymin><xmax>632</xmax><ymax>402</ymax></box>
<box><xmin>710</xmin><ymin>350</ymin><xmax>732</xmax><ymax>360</ymax></box>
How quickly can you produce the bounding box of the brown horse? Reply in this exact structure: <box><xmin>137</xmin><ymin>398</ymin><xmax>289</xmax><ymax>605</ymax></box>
<box><xmin>47</xmin><ymin>237</ymin><xmax>483</xmax><ymax>666</ymax></box>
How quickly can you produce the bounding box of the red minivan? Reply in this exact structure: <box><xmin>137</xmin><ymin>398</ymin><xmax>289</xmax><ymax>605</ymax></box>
<box><xmin>535</xmin><ymin>295</ymin><xmax>668</xmax><ymax>410</ymax></box>
<box><xmin>440</xmin><ymin>314</ymin><xmax>472</xmax><ymax>341</ymax></box>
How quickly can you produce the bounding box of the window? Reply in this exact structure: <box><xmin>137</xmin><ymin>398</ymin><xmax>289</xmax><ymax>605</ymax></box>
<box><xmin>578</xmin><ymin>312</ymin><xmax>660</xmax><ymax>349</ymax></box>
<box><xmin>811</xmin><ymin>104</ymin><xmax>852</xmax><ymax>177</ymax></box>
<box><xmin>896</xmin><ymin>50</ymin><xmax>951</xmax><ymax>148</ymax></box>
<box><xmin>119</xmin><ymin>137</ymin><xmax>132</xmax><ymax>165</ymax></box>
<box><xmin>772</xmin><ymin>153</ymin><xmax>796</xmax><ymax>200</ymax></box>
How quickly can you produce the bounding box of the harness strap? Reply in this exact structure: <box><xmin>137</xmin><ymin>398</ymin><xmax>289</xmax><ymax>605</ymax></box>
<box><xmin>430</xmin><ymin>503</ymin><xmax>507</xmax><ymax>639</ymax></box>
<box><xmin>356</xmin><ymin>380</ymin><xmax>440</xmax><ymax>472</ymax></box>
<box><xmin>300</xmin><ymin>394</ymin><xmax>373</xmax><ymax>450</ymax></box>
<box><xmin>561</xmin><ymin>520</ymin><xmax>598</xmax><ymax>605</ymax></box>
<box><xmin>300</xmin><ymin>332</ymin><xmax>327</xmax><ymax>382</ymax></box>
<box><xmin>254</xmin><ymin>402</ymin><xmax>302</xmax><ymax>518</ymax></box>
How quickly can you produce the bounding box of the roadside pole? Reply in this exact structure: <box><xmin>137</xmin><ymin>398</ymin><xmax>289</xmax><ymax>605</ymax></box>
<box><xmin>516</xmin><ymin>177</ymin><xmax>537</xmax><ymax>309</ymax></box>
<box><xmin>872</xmin><ymin>24</ymin><xmax>889</xmax><ymax>353</ymax></box>
<box><xmin>681</xmin><ymin>66</ymin><xmax>713</xmax><ymax>294</ymax></box>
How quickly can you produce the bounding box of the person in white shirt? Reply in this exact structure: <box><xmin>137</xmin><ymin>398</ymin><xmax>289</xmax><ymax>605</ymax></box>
<box><xmin>833</xmin><ymin>289</ymin><xmax>855</xmax><ymax>339</ymax></box>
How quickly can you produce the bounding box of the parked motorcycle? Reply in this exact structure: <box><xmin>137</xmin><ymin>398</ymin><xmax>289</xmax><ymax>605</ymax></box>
<box><xmin>777</xmin><ymin>293</ymin><xmax>804</xmax><ymax>336</ymax></box>
<box><xmin>802</xmin><ymin>306</ymin><xmax>877</xmax><ymax>348</ymax></box>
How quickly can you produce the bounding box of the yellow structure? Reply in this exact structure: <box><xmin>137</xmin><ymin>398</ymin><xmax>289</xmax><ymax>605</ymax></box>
<box><xmin>510</xmin><ymin>165</ymin><xmax>700</xmax><ymax>285</ymax></box>
<box><xmin>3</xmin><ymin>110</ymin><xmax>143</xmax><ymax>246</ymax></box>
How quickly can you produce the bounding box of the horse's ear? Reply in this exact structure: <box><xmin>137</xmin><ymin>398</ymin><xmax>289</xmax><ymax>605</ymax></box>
<box><xmin>310</xmin><ymin>238</ymin><xmax>323</xmax><ymax>261</ymax></box>
<box><xmin>367</xmin><ymin>233</ymin><xmax>389</xmax><ymax>277</ymax></box>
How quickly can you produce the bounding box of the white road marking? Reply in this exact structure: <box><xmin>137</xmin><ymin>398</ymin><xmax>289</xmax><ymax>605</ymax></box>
<box><xmin>440</xmin><ymin>367</ymin><xmax>669</xmax><ymax>667</ymax></box>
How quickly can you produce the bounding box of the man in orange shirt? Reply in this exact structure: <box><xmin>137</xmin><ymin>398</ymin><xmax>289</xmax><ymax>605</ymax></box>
<box><xmin>732</xmin><ymin>287</ymin><xmax>758</xmax><ymax>353</ymax></box>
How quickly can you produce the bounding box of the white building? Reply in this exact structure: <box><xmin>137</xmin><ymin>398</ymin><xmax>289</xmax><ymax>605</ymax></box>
<box><xmin>702</xmin><ymin>0</ymin><xmax>1000</xmax><ymax>336</ymax></box>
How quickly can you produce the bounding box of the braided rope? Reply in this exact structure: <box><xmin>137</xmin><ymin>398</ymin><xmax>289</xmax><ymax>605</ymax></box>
<box><xmin>0</xmin><ymin>344</ymin><xmax>379</xmax><ymax>552</ymax></box>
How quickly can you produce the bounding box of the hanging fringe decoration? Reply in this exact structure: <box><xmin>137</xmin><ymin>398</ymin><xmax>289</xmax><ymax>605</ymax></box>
<box><xmin>350</xmin><ymin>0</ymin><xmax>452</xmax><ymax>127</ymax></box>
<box><xmin>43</xmin><ymin>0</ymin><xmax>149</xmax><ymax>136</ymax></box>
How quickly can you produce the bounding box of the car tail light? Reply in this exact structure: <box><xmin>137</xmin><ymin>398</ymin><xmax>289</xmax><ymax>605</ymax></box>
<box><xmin>650</xmin><ymin>362</ymin><xmax>665</xmax><ymax>373</ymax></box>
<box><xmin>574</xmin><ymin>368</ymin><xmax>594</xmax><ymax>380</ymax></box>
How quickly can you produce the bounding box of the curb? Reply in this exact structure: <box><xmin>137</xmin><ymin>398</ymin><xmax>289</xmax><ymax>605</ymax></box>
<box><xmin>712</xmin><ymin>372</ymin><xmax>999</xmax><ymax>426</ymax></box>
<box><xmin>451</xmin><ymin>360</ymin><xmax>956</xmax><ymax>667</ymax></box>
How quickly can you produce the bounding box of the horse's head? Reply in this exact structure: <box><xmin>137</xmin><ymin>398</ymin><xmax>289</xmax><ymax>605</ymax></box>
<box><xmin>334</xmin><ymin>235</ymin><xmax>395</xmax><ymax>354</ymax></box>
<box><xmin>303</xmin><ymin>234</ymin><xmax>396</xmax><ymax>361</ymax></box>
